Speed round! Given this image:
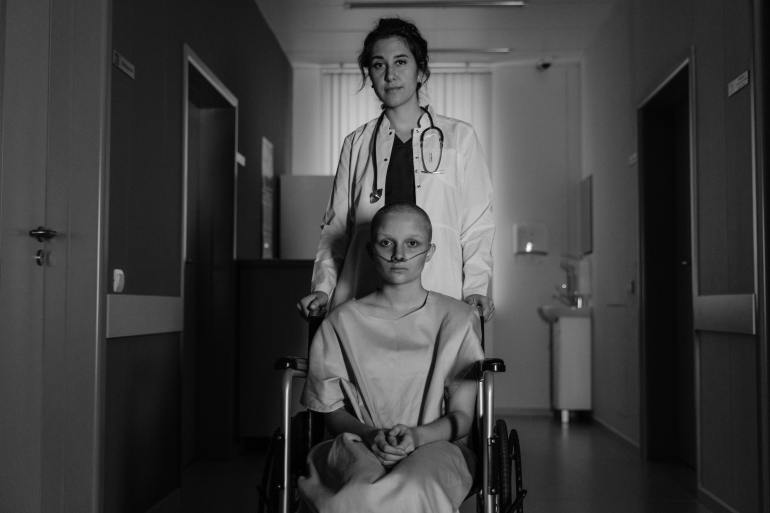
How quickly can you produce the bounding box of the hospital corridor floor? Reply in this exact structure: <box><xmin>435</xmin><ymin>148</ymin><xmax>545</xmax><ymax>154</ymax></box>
<box><xmin>181</xmin><ymin>415</ymin><xmax>712</xmax><ymax>513</ymax></box>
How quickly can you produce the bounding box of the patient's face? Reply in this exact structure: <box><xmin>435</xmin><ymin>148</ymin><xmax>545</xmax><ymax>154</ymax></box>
<box><xmin>370</xmin><ymin>211</ymin><xmax>434</xmax><ymax>285</ymax></box>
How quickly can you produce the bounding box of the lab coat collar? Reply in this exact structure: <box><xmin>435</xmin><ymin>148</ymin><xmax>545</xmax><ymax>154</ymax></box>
<box><xmin>377</xmin><ymin>104</ymin><xmax>437</xmax><ymax>133</ymax></box>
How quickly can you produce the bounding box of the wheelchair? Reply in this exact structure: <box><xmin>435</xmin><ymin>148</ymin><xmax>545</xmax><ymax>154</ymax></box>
<box><xmin>259</xmin><ymin>311</ymin><xmax>526</xmax><ymax>513</ymax></box>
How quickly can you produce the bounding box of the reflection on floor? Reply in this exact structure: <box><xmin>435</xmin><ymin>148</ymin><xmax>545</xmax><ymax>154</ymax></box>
<box><xmin>493</xmin><ymin>415</ymin><xmax>712</xmax><ymax>513</ymax></box>
<box><xmin>181</xmin><ymin>415</ymin><xmax>712</xmax><ymax>513</ymax></box>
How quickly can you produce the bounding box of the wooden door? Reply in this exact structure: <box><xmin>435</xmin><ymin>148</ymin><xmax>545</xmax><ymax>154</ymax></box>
<box><xmin>692</xmin><ymin>1</ymin><xmax>764</xmax><ymax>511</ymax></box>
<box><xmin>0</xmin><ymin>0</ymin><xmax>108</xmax><ymax>511</ymax></box>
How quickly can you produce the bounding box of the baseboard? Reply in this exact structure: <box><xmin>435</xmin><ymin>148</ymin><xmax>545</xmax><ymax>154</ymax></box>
<box><xmin>146</xmin><ymin>488</ymin><xmax>180</xmax><ymax>513</ymax></box>
<box><xmin>592</xmin><ymin>414</ymin><xmax>640</xmax><ymax>449</ymax></box>
<box><xmin>698</xmin><ymin>487</ymin><xmax>739</xmax><ymax>513</ymax></box>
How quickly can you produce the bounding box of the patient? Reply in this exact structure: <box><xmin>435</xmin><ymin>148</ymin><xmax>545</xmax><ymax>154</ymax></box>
<box><xmin>299</xmin><ymin>203</ymin><xmax>484</xmax><ymax>513</ymax></box>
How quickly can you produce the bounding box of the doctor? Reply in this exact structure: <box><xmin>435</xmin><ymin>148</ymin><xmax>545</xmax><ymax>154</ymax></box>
<box><xmin>297</xmin><ymin>17</ymin><xmax>495</xmax><ymax>319</ymax></box>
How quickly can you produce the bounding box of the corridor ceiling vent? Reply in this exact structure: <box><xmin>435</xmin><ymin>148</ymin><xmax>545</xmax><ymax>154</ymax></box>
<box><xmin>346</xmin><ymin>1</ymin><xmax>527</xmax><ymax>8</ymax></box>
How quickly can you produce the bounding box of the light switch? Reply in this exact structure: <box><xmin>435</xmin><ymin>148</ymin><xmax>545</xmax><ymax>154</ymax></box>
<box><xmin>112</xmin><ymin>268</ymin><xmax>125</xmax><ymax>293</ymax></box>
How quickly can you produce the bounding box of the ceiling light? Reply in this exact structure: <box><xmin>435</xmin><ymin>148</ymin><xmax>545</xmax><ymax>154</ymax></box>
<box><xmin>430</xmin><ymin>48</ymin><xmax>511</xmax><ymax>54</ymax></box>
<box><xmin>346</xmin><ymin>1</ymin><xmax>526</xmax><ymax>8</ymax></box>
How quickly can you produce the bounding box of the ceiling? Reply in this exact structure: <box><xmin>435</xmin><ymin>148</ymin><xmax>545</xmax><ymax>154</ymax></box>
<box><xmin>252</xmin><ymin>0</ymin><xmax>618</xmax><ymax>66</ymax></box>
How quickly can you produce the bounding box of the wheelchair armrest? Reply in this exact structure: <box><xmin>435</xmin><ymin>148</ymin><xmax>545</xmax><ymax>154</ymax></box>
<box><xmin>274</xmin><ymin>356</ymin><xmax>308</xmax><ymax>372</ymax></box>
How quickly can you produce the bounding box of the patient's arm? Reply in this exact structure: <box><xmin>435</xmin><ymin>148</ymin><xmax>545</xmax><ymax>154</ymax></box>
<box><xmin>324</xmin><ymin>408</ymin><xmax>407</xmax><ymax>466</ymax></box>
<box><xmin>389</xmin><ymin>378</ymin><xmax>477</xmax><ymax>452</ymax></box>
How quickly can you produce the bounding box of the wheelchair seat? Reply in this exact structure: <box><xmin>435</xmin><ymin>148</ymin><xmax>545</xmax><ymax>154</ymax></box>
<box><xmin>259</xmin><ymin>312</ymin><xmax>526</xmax><ymax>513</ymax></box>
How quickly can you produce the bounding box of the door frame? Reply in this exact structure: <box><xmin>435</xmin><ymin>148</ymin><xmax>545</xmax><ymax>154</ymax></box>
<box><xmin>752</xmin><ymin>0</ymin><xmax>769</xmax><ymax>508</ymax></box>
<box><xmin>180</xmin><ymin>45</ymin><xmax>239</xmax><ymax>461</ymax></box>
<box><xmin>637</xmin><ymin>53</ymin><xmax>697</xmax><ymax>466</ymax></box>
<box><xmin>181</xmin><ymin>44</ymin><xmax>239</xmax><ymax>282</ymax></box>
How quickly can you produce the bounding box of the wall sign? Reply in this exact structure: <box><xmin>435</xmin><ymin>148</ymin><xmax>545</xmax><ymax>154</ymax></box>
<box><xmin>111</xmin><ymin>50</ymin><xmax>135</xmax><ymax>79</ymax></box>
<box><xmin>727</xmin><ymin>70</ymin><xmax>749</xmax><ymax>97</ymax></box>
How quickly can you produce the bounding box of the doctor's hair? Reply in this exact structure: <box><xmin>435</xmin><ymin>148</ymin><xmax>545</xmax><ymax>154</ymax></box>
<box><xmin>370</xmin><ymin>203</ymin><xmax>433</xmax><ymax>242</ymax></box>
<box><xmin>357</xmin><ymin>18</ymin><xmax>430</xmax><ymax>91</ymax></box>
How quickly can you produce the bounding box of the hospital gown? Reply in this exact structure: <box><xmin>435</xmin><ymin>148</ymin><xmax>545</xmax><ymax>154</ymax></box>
<box><xmin>299</xmin><ymin>291</ymin><xmax>485</xmax><ymax>513</ymax></box>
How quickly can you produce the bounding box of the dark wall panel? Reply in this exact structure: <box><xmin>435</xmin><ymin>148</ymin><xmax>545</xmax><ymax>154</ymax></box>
<box><xmin>631</xmin><ymin>0</ymin><xmax>760</xmax><ymax>510</ymax></box>
<box><xmin>238</xmin><ymin>260</ymin><xmax>313</xmax><ymax>437</ymax></box>
<box><xmin>106</xmin><ymin>1</ymin><xmax>291</xmax><ymax>510</ymax></box>
<box><xmin>693</xmin><ymin>0</ymin><xmax>728</xmax><ymax>294</ymax></box>
<box><xmin>699</xmin><ymin>332</ymin><xmax>759</xmax><ymax>512</ymax></box>
<box><xmin>722</xmin><ymin>0</ymin><xmax>755</xmax><ymax>293</ymax></box>
<box><xmin>691</xmin><ymin>0</ymin><xmax>755</xmax><ymax>295</ymax></box>
<box><xmin>109</xmin><ymin>0</ymin><xmax>291</xmax><ymax>295</ymax></box>
<box><xmin>104</xmin><ymin>334</ymin><xmax>181</xmax><ymax>513</ymax></box>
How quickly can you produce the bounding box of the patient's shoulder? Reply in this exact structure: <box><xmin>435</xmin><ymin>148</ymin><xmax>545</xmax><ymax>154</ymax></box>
<box><xmin>428</xmin><ymin>291</ymin><xmax>477</xmax><ymax>320</ymax></box>
<box><xmin>324</xmin><ymin>299</ymin><xmax>358</xmax><ymax>323</ymax></box>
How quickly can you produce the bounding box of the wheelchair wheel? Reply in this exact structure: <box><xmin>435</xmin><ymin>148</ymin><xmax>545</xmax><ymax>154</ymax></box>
<box><xmin>495</xmin><ymin>419</ymin><xmax>512</xmax><ymax>508</ymax></box>
<box><xmin>509</xmin><ymin>428</ymin><xmax>526</xmax><ymax>513</ymax></box>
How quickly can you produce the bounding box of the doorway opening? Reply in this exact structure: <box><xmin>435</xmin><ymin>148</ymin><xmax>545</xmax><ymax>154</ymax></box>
<box><xmin>181</xmin><ymin>46</ymin><xmax>239</xmax><ymax>464</ymax></box>
<box><xmin>638</xmin><ymin>62</ymin><xmax>696</xmax><ymax>471</ymax></box>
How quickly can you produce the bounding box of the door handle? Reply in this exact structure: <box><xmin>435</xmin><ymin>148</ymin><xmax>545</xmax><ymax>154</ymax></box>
<box><xmin>28</xmin><ymin>226</ymin><xmax>59</xmax><ymax>242</ymax></box>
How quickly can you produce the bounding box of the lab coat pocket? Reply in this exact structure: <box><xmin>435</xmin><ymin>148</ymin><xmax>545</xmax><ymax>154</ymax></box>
<box><xmin>419</xmin><ymin>148</ymin><xmax>458</xmax><ymax>189</ymax></box>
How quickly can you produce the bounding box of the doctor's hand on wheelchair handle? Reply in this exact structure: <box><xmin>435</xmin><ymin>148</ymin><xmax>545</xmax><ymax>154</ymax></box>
<box><xmin>297</xmin><ymin>291</ymin><xmax>329</xmax><ymax>318</ymax></box>
<box><xmin>464</xmin><ymin>294</ymin><xmax>495</xmax><ymax>321</ymax></box>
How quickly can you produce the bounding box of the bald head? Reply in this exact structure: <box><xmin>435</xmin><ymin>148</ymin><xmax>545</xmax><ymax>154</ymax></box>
<box><xmin>370</xmin><ymin>203</ymin><xmax>432</xmax><ymax>243</ymax></box>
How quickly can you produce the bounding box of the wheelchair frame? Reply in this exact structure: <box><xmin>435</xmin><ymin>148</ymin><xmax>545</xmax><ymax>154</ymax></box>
<box><xmin>268</xmin><ymin>313</ymin><xmax>525</xmax><ymax>513</ymax></box>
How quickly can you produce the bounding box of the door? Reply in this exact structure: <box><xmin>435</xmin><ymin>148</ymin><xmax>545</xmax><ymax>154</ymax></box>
<box><xmin>0</xmin><ymin>1</ymin><xmax>49</xmax><ymax>506</ymax></box>
<box><xmin>692</xmin><ymin>1</ymin><xmax>764</xmax><ymax>509</ymax></box>
<box><xmin>639</xmin><ymin>64</ymin><xmax>696</xmax><ymax>469</ymax></box>
<box><xmin>0</xmin><ymin>0</ymin><xmax>108</xmax><ymax>511</ymax></box>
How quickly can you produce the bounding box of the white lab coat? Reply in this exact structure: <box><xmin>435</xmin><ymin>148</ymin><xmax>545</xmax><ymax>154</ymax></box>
<box><xmin>311</xmin><ymin>107</ymin><xmax>494</xmax><ymax>309</ymax></box>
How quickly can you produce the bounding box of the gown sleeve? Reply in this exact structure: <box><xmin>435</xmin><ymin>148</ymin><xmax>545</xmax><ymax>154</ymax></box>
<box><xmin>457</xmin><ymin>127</ymin><xmax>495</xmax><ymax>298</ymax></box>
<box><xmin>310</xmin><ymin>133</ymin><xmax>354</xmax><ymax>298</ymax></box>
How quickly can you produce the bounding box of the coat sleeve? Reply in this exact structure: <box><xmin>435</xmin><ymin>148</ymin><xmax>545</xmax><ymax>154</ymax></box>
<box><xmin>301</xmin><ymin>319</ymin><xmax>348</xmax><ymax>413</ymax></box>
<box><xmin>458</xmin><ymin>126</ymin><xmax>495</xmax><ymax>298</ymax></box>
<box><xmin>310</xmin><ymin>134</ymin><xmax>354</xmax><ymax>297</ymax></box>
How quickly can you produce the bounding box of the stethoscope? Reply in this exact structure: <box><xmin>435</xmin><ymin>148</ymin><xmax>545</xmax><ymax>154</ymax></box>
<box><xmin>369</xmin><ymin>106</ymin><xmax>445</xmax><ymax>203</ymax></box>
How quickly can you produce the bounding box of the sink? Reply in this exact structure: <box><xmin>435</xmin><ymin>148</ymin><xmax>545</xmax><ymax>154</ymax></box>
<box><xmin>538</xmin><ymin>304</ymin><xmax>591</xmax><ymax>324</ymax></box>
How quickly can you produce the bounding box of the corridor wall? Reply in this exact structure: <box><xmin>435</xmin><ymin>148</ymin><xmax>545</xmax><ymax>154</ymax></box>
<box><xmin>105</xmin><ymin>1</ymin><xmax>292</xmax><ymax>512</ymax></box>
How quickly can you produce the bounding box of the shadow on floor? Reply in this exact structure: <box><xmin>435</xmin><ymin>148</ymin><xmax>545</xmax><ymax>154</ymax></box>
<box><xmin>181</xmin><ymin>415</ymin><xmax>713</xmax><ymax>513</ymax></box>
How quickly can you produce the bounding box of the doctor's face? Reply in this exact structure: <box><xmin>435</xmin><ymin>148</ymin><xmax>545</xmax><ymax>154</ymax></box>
<box><xmin>368</xmin><ymin>36</ymin><xmax>423</xmax><ymax>110</ymax></box>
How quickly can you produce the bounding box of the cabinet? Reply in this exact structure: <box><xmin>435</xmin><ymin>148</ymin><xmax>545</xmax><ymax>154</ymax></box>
<box><xmin>552</xmin><ymin>317</ymin><xmax>592</xmax><ymax>421</ymax></box>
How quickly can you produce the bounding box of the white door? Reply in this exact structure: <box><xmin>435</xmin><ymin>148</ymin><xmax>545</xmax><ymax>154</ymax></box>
<box><xmin>0</xmin><ymin>0</ymin><xmax>109</xmax><ymax>511</ymax></box>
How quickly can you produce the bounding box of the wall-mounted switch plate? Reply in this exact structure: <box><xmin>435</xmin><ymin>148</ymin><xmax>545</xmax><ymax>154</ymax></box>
<box><xmin>112</xmin><ymin>268</ymin><xmax>125</xmax><ymax>293</ymax></box>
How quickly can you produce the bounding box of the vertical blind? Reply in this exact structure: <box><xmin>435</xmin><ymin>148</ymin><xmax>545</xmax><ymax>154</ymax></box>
<box><xmin>320</xmin><ymin>69</ymin><xmax>492</xmax><ymax>174</ymax></box>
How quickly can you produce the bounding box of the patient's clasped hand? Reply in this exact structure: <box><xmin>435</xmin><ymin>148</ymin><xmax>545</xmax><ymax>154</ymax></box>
<box><xmin>299</xmin><ymin>203</ymin><xmax>484</xmax><ymax>513</ymax></box>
